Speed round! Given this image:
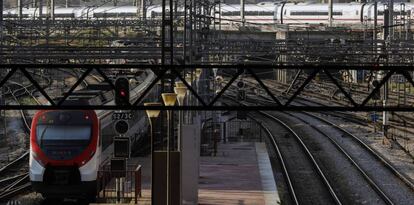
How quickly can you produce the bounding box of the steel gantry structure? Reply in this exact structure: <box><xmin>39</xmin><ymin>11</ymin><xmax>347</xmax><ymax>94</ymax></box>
<box><xmin>1</xmin><ymin>64</ymin><xmax>414</xmax><ymax>111</ymax></box>
<box><xmin>2</xmin><ymin>1</ymin><xmax>414</xmax><ymax>111</ymax></box>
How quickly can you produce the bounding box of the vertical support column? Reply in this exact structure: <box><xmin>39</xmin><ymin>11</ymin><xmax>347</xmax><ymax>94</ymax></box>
<box><xmin>328</xmin><ymin>0</ymin><xmax>333</xmax><ymax>26</ymax></box>
<box><xmin>141</xmin><ymin>0</ymin><xmax>146</xmax><ymax>19</ymax></box>
<box><xmin>384</xmin><ymin>9</ymin><xmax>389</xmax><ymax>40</ymax></box>
<box><xmin>66</xmin><ymin>0</ymin><xmax>69</xmax><ymax>8</ymax></box>
<box><xmin>169</xmin><ymin>0</ymin><xmax>173</xmax><ymax>66</ymax></box>
<box><xmin>48</xmin><ymin>0</ymin><xmax>55</xmax><ymax>20</ymax></box>
<box><xmin>18</xmin><ymin>0</ymin><xmax>23</xmax><ymax>19</ymax></box>
<box><xmin>39</xmin><ymin>0</ymin><xmax>43</xmax><ymax>20</ymax></box>
<box><xmin>374</xmin><ymin>2</ymin><xmax>377</xmax><ymax>41</ymax></box>
<box><xmin>181</xmin><ymin>122</ymin><xmax>200</xmax><ymax>204</ymax></box>
<box><xmin>383</xmin><ymin>79</ymin><xmax>389</xmax><ymax>137</ymax></box>
<box><xmin>0</xmin><ymin>0</ymin><xmax>3</xmax><ymax>63</ymax></box>
<box><xmin>389</xmin><ymin>0</ymin><xmax>394</xmax><ymax>40</ymax></box>
<box><xmin>183</xmin><ymin>0</ymin><xmax>188</xmax><ymax>65</ymax></box>
<box><xmin>240</xmin><ymin>0</ymin><xmax>245</xmax><ymax>26</ymax></box>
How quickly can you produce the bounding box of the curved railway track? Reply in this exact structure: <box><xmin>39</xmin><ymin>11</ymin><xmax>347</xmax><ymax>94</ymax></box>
<box><xmin>0</xmin><ymin>71</ymin><xmax>52</xmax><ymax>202</ymax></box>
<box><xmin>246</xmin><ymin>111</ymin><xmax>342</xmax><ymax>204</ymax></box>
<box><xmin>241</xmin><ymin>77</ymin><xmax>414</xmax><ymax>160</ymax></box>
<box><xmin>224</xmin><ymin>86</ymin><xmax>414</xmax><ymax>204</ymax></box>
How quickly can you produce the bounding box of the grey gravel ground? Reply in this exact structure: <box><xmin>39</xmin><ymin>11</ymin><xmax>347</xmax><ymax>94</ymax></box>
<box><xmin>251</xmin><ymin>112</ymin><xmax>344</xmax><ymax>205</ymax></box>
<box><xmin>322</xmin><ymin>113</ymin><xmax>414</xmax><ymax>180</ymax></box>
<box><xmin>293</xmin><ymin>112</ymin><xmax>414</xmax><ymax>205</ymax></box>
<box><xmin>268</xmin><ymin>111</ymin><xmax>387</xmax><ymax>205</ymax></box>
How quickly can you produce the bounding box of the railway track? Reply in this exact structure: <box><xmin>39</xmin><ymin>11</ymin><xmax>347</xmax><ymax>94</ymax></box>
<box><xmin>0</xmin><ymin>73</ymin><xmax>51</xmax><ymax>201</ymax></box>
<box><xmin>247</xmin><ymin>111</ymin><xmax>341</xmax><ymax>204</ymax></box>
<box><xmin>224</xmin><ymin>87</ymin><xmax>414</xmax><ymax>204</ymax></box>
<box><xmin>241</xmin><ymin>77</ymin><xmax>414</xmax><ymax>159</ymax></box>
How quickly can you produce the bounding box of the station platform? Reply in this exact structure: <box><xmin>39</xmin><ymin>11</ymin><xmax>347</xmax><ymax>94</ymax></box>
<box><xmin>92</xmin><ymin>142</ymin><xmax>279</xmax><ymax>205</ymax></box>
<box><xmin>198</xmin><ymin>142</ymin><xmax>279</xmax><ymax>205</ymax></box>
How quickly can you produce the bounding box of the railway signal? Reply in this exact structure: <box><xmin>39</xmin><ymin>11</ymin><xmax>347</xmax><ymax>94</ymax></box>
<box><xmin>114</xmin><ymin>120</ymin><xmax>129</xmax><ymax>135</ymax></box>
<box><xmin>115</xmin><ymin>77</ymin><xmax>130</xmax><ymax>106</ymax></box>
<box><xmin>237</xmin><ymin>81</ymin><xmax>245</xmax><ymax>89</ymax></box>
<box><xmin>237</xmin><ymin>90</ymin><xmax>246</xmax><ymax>101</ymax></box>
<box><xmin>114</xmin><ymin>137</ymin><xmax>130</xmax><ymax>158</ymax></box>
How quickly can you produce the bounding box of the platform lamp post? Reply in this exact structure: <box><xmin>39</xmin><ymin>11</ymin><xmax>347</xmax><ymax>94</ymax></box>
<box><xmin>195</xmin><ymin>69</ymin><xmax>202</xmax><ymax>119</ymax></box>
<box><xmin>174</xmin><ymin>83</ymin><xmax>186</xmax><ymax>205</ymax></box>
<box><xmin>144</xmin><ymin>102</ymin><xmax>161</xmax><ymax>205</ymax></box>
<box><xmin>161</xmin><ymin>93</ymin><xmax>177</xmax><ymax>205</ymax></box>
<box><xmin>185</xmin><ymin>74</ymin><xmax>193</xmax><ymax>123</ymax></box>
<box><xmin>195</xmin><ymin>68</ymin><xmax>202</xmax><ymax>89</ymax></box>
<box><xmin>174</xmin><ymin>83</ymin><xmax>187</xmax><ymax>150</ymax></box>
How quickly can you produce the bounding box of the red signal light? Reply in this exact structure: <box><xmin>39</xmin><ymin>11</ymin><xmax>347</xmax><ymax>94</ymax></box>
<box><xmin>120</xmin><ymin>89</ymin><xmax>127</xmax><ymax>97</ymax></box>
<box><xmin>115</xmin><ymin>77</ymin><xmax>130</xmax><ymax>106</ymax></box>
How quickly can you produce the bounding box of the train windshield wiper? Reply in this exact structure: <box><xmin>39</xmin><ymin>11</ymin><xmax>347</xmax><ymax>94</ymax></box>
<box><xmin>38</xmin><ymin>125</ymin><xmax>50</xmax><ymax>147</ymax></box>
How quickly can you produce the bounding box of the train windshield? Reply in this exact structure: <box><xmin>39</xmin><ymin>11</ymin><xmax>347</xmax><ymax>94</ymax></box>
<box><xmin>36</xmin><ymin>125</ymin><xmax>92</xmax><ymax>160</ymax></box>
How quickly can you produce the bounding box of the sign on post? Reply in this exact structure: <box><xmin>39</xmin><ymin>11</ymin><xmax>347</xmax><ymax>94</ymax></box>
<box><xmin>114</xmin><ymin>137</ymin><xmax>130</xmax><ymax>158</ymax></box>
<box><xmin>112</xmin><ymin>112</ymin><xmax>133</xmax><ymax>121</ymax></box>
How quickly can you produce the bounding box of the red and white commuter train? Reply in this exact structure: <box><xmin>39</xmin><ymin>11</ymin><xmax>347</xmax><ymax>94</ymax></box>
<box><xmin>3</xmin><ymin>2</ymin><xmax>414</xmax><ymax>26</ymax></box>
<box><xmin>30</xmin><ymin>110</ymin><xmax>101</xmax><ymax>199</ymax></box>
<box><xmin>29</xmin><ymin>70</ymin><xmax>155</xmax><ymax>200</ymax></box>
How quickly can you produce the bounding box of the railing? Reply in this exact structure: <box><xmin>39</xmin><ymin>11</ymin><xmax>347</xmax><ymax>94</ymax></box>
<box><xmin>97</xmin><ymin>164</ymin><xmax>142</xmax><ymax>204</ymax></box>
<box><xmin>135</xmin><ymin>165</ymin><xmax>142</xmax><ymax>203</ymax></box>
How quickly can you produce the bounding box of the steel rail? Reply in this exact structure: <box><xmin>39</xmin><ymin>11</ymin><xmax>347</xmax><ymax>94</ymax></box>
<box><xmin>257</xmin><ymin>110</ymin><xmax>343</xmax><ymax>205</ymax></box>
<box><xmin>244</xmin><ymin>86</ymin><xmax>413</xmax><ymax>204</ymax></box>
<box><xmin>248</xmin><ymin>116</ymin><xmax>299</xmax><ymax>205</ymax></box>
<box><xmin>279</xmin><ymin>111</ymin><xmax>395</xmax><ymax>205</ymax></box>
<box><xmin>305</xmin><ymin>112</ymin><xmax>414</xmax><ymax>192</ymax></box>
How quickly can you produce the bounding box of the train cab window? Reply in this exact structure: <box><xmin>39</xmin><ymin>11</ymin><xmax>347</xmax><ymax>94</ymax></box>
<box><xmin>36</xmin><ymin>125</ymin><xmax>92</xmax><ymax>160</ymax></box>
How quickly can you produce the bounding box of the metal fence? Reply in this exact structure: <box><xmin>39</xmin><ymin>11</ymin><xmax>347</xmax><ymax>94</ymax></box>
<box><xmin>226</xmin><ymin>120</ymin><xmax>263</xmax><ymax>142</ymax></box>
<box><xmin>97</xmin><ymin>164</ymin><xmax>142</xmax><ymax>204</ymax></box>
<box><xmin>201</xmin><ymin>119</ymin><xmax>263</xmax><ymax>156</ymax></box>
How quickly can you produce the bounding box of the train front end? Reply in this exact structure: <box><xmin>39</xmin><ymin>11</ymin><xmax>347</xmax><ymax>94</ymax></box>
<box><xmin>29</xmin><ymin>110</ymin><xmax>100</xmax><ymax>199</ymax></box>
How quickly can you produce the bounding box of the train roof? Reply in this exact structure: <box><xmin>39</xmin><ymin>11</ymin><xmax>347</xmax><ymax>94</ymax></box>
<box><xmin>4</xmin><ymin>3</ymin><xmax>414</xmax><ymax>16</ymax></box>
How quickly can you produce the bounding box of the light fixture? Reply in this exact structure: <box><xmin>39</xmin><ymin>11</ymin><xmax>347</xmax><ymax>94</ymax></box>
<box><xmin>185</xmin><ymin>75</ymin><xmax>192</xmax><ymax>86</ymax></box>
<box><xmin>162</xmin><ymin>93</ymin><xmax>177</xmax><ymax>106</ymax></box>
<box><xmin>174</xmin><ymin>87</ymin><xmax>187</xmax><ymax>106</ymax></box>
<box><xmin>175</xmin><ymin>81</ymin><xmax>185</xmax><ymax>88</ymax></box>
<box><xmin>195</xmin><ymin>68</ymin><xmax>202</xmax><ymax>79</ymax></box>
<box><xmin>144</xmin><ymin>102</ymin><xmax>162</xmax><ymax>119</ymax></box>
<box><xmin>213</xmin><ymin>68</ymin><xmax>218</xmax><ymax>77</ymax></box>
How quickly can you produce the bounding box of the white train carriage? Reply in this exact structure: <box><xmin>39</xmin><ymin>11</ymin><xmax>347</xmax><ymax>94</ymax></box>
<box><xmin>2</xmin><ymin>3</ymin><xmax>414</xmax><ymax>26</ymax></box>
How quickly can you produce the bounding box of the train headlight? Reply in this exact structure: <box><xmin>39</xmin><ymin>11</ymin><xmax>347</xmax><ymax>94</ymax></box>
<box><xmin>80</xmin><ymin>150</ymin><xmax>95</xmax><ymax>166</ymax></box>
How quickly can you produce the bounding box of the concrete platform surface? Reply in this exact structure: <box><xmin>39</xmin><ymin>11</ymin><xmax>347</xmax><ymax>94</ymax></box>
<box><xmin>93</xmin><ymin>142</ymin><xmax>278</xmax><ymax>205</ymax></box>
<box><xmin>198</xmin><ymin>142</ymin><xmax>279</xmax><ymax>205</ymax></box>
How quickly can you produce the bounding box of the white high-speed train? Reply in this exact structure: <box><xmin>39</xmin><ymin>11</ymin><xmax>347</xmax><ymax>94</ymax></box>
<box><xmin>2</xmin><ymin>2</ymin><xmax>412</xmax><ymax>25</ymax></box>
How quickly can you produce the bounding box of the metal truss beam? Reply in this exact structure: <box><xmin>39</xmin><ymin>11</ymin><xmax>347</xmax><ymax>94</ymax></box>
<box><xmin>0</xmin><ymin>105</ymin><xmax>412</xmax><ymax>112</ymax></box>
<box><xmin>1</xmin><ymin>64</ymin><xmax>414</xmax><ymax>111</ymax></box>
<box><xmin>1</xmin><ymin>64</ymin><xmax>413</xmax><ymax>70</ymax></box>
